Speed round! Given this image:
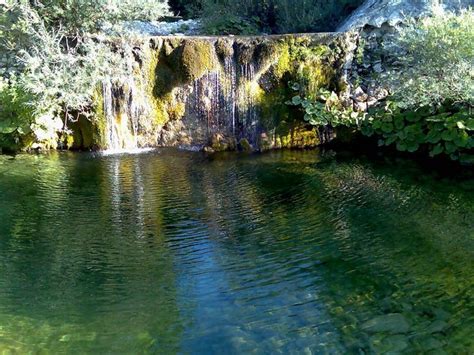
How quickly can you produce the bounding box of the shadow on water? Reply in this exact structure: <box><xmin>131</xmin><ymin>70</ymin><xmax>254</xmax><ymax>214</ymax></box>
<box><xmin>0</xmin><ymin>149</ymin><xmax>473</xmax><ymax>353</ymax></box>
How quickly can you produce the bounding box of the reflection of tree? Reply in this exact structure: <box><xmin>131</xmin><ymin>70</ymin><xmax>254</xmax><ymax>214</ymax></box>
<box><xmin>0</xmin><ymin>152</ymin><xmax>184</xmax><ymax>353</ymax></box>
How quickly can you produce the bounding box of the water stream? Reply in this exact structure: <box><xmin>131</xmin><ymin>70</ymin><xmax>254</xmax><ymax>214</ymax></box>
<box><xmin>0</xmin><ymin>150</ymin><xmax>472</xmax><ymax>353</ymax></box>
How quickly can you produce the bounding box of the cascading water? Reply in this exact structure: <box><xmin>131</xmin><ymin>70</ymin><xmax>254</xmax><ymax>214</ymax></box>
<box><xmin>103</xmin><ymin>81</ymin><xmax>121</xmax><ymax>151</ymax></box>
<box><xmin>95</xmin><ymin>34</ymin><xmax>351</xmax><ymax>152</ymax></box>
<box><xmin>102</xmin><ymin>77</ymin><xmax>150</xmax><ymax>154</ymax></box>
<box><xmin>223</xmin><ymin>56</ymin><xmax>237</xmax><ymax>136</ymax></box>
<box><xmin>184</xmin><ymin>52</ymin><xmax>262</xmax><ymax>146</ymax></box>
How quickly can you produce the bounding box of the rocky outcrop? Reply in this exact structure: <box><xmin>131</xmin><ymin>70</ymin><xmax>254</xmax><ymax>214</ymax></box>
<box><xmin>76</xmin><ymin>33</ymin><xmax>357</xmax><ymax>152</ymax></box>
<box><xmin>338</xmin><ymin>0</ymin><xmax>473</xmax><ymax>31</ymax></box>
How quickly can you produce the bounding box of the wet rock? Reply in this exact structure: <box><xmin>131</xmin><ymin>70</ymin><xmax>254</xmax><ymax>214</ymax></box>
<box><xmin>239</xmin><ymin>138</ymin><xmax>253</xmax><ymax>152</ymax></box>
<box><xmin>380</xmin><ymin>334</ymin><xmax>409</xmax><ymax>352</ymax></box>
<box><xmin>426</xmin><ymin>320</ymin><xmax>449</xmax><ymax>334</ymax></box>
<box><xmin>361</xmin><ymin>313</ymin><xmax>411</xmax><ymax>334</ymax></box>
<box><xmin>418</xmin><ymin>337</ymin><xmax>444</xmax><ymax>351</ymax></box>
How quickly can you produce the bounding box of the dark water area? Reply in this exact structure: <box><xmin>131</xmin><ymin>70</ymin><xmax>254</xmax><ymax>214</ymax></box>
<box><xmin>0</xmin><ymin>149</ymin><xmax>473</xmax><ymax>353</ymax></box>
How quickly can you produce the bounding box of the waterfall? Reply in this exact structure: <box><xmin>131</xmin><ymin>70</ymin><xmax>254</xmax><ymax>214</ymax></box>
<box><xmin>102</xmin><ymin>77</ymin><xmax>149</xmax><ymax>154</ymax></box>
<box><xmin>184</xmin><ymin>53</ymin><xmax>261</xmax><ymax>146</ymax></box>
<box><xmin>91</xmin><ymin>35</ymin><xmax>347</xmax><ymax>152</ymax></box>
<box><xmin>223</xmin><ymin>56</ymin><xmax>237</xmax><ymax>136</ymax></box>
<box><xmin>103</xmin><ymin>81</ymin><xmax>120</xmax><ymax>151</ymax></box>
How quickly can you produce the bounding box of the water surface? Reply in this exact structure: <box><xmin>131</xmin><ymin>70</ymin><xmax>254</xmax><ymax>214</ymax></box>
<box><xmin>0</xmin><ymin>149</ymin><xmax>473</xmax><ymax>353</ymax></box>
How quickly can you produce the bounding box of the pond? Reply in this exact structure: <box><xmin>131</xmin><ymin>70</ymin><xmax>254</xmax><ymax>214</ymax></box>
<box><xmin>0</xmin><ymin>149</ymin><xmax>473</xmax><ymax>353</ymax></box>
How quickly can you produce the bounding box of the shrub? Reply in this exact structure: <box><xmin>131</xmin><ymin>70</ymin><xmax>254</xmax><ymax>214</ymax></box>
<box><xmin>384</xmin><ymin>8</ymin><xmax>474</xmax><ymax>109</ymax></box>
<box><xmin>0</xmin><ymin>1</ymin><xmax>170</xmax><ymax>150</ymax></box>
<box><xmin>362</xmin><ymin>102</ymin><xmax>474</xmax><ymax>163</ymax></box>
<box><xmin>287</xmin><ymin>9</ymin><xmax>474</xmax><ymax>163</ymax></box>
<box><xmin>29</xmin><ymin>0</ymin><xmax>171</xmax><ymax>34</ymax></box>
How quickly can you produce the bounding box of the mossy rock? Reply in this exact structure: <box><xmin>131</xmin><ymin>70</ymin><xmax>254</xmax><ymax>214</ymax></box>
<box><xmin>181</xmin><ymin>40</ymin><xmax>217</xmax><ymax>82</ymax></box>
<box><xmin>215</xmin><ymin>39</ymin><xmax>234</xmax><ymax>60</ymax></box>
<box><xmin>69</xmin><ymin>117</ymin><xmax>92</xmax><ymax>150</ymax></box>
<box><xmin>69</xmin><ymin>88</ymin><xmax>107</xmax><ymax>150</ymax></box>
<box><xmin>254</xmin><ymin>41</ymin><xmax>279</xmax><ymax>67</ymax></box>
<box><xmin>236</xmin><ymin>42</ymin><xmax>255</xmax><ymax>65</ymax></box>
<box><xmin>239</xmin><ymin>138</ymin><xmax>253</xmax><ymax>152</ymax></box>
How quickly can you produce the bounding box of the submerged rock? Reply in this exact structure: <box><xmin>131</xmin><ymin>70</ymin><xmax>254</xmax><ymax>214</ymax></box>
<box><xmin>426</xmin><ymin>320</ymin><xmax>449</xmax><ymax>334</ymax></box>
<box><xmin>379</xmin><ymin>334</ymin><xmax>409</xmax><ymax>352</ymax></box>
<box><xmin>361</xmin><ymin>313</ymin><xmax>411</xmax><ymax>334</ymax></box>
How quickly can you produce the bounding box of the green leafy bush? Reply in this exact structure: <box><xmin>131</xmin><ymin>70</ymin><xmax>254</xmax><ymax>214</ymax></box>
<box><xmin>0</xmin><ymin>1</ymin><xmax>170</xmax><ymax>150</ymax></box>
<box><xmin>0</xmin><ymin>77</ymin><xmax>35</xmax><ymax>137</ymax></box>
<box><xmin>289</xmin><ymin>9</ymin><xmax>474</xmax><ymax>163</ymax></box>
<box><xmin>385</xmin><ymin>8</ymin><xmax>474</xmax><ymax>108</ymax></box>
<box><xmin>287</xmin><ymin>84</ymin><xmax>363</xmax><ymax>127</ymax></box>
<box><xmin>362</xmin><ymin>102</ymin><xmax>474</xmax><ymax>163</ymax></box>
<box><xmin>27</xmin><ymin>0</ymin><xmax>171</xmax><ymax>34</ymax></box>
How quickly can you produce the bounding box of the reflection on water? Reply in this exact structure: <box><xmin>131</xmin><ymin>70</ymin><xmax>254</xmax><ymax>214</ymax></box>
<box><xmin>0</xmin><ymin>150</ymin><xmax>473</xmax><ymax>353</ymax></box>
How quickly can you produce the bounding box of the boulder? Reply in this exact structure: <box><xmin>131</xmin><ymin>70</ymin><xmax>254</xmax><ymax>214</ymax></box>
<box><xmin>361</xmin><ymin>313</ymin><xmax>411</xmax><ymax>334</ymax></box>
<box><xmin>338</xmin><ymin>0</ymin><xmax>474</xmax><ymax>31</ymax></box>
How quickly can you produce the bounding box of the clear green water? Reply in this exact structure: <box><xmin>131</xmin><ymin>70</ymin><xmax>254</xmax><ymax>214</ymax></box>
<box><xmin>0</xmin><ymin>149</ymin><xmax>473</xmax><ymax>354</ymax></box>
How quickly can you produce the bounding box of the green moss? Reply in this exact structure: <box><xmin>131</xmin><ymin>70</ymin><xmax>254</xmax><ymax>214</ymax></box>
<box><xmin>236</xmin><ymin>43</ymin><xmax>255</xmax><ymax>65</ymax></box>
<box><xmin>257</xmin><ymin>85</ymin><xmax>292</xmax><ymax>130</ymax></box>
<box><xmin>163</xmin><ymin>38</ymin><xmax>182</xmax><ymax>56</ymax></box>
<box><xmin>143</xmin><ymin>39</ymin><xmax>216</xmax><ymax>127</ymax></box>
<box><xmin>69</xmin><ymin>87</ymin><xmax>107</xmax><ymax>150</ymax></box>
<box><xmin>274</xmin><ymin>44</ymin><xmax>291</xmax><ymax>79</ymax></box>
<box><xmin>271</xmin><ymin>38</ymin><xmax>337</xmax><ymax>97</ymax></box>
<box><xmin>168</xmin><ymin>101</ymin><xmax>186</xmax><ymax>121</ymax></box>
<box><xmin>181</xmin><ymin>40</ymin><xmax>217</xmax><ymax>81</ymax></box>
<box><xmin>239</xmin><ymin>138</ymin><xmax>253</xmax><ymax>152</ymax></box>
<box><xmin>274</xmin><ymin>123</ymin><xmax>320</xmax><ymax>149</ymax></box>
<box><xmin>143</xmin><ymin>49</ymin><xmax>176</xmax><ymax>126</ymax></box>
<box><xmin>215</xmin><ymin>39</ymin><xmax>234</xmax><ymax>60</ymax></box>
<box><xmin>91</xmin><ymin>88</ymin><xmax>107</xmax><ymax>148</ymax></box>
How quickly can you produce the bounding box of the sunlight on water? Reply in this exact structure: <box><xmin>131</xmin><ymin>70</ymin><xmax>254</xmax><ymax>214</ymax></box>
<box><xmin>0</xmin><ymin>150</ymin><xmax>473</xmax><ymax>353</ymax></box>
<box><xmin>100</xmin><ymin>147</ymin><xmax>157</xmax><ymax>156</ymax></box>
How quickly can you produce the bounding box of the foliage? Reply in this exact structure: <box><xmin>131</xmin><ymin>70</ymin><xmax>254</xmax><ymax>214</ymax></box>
<box><xmin>384</xmin><ymin>8</ymin><xmax>474</xmax><ymax>109</ymax></box>
<box><xmin>286</xmin><ymin>9</ymin><xmax>474</xmax><ymax>163</ymax></box>
<box><xmin>362</xmin><ymin>102</ymin><xmax>474</xmax><ymax>163</ymax></box>
<box><xmin>24</xmin><ymin>0</ymin><xmax>171</xmax><ymax>35</ymax></box>
<box><xmin>201</xmin><ymin>12</ymin><xmax>260</xmax><ymax>35</ymax></box>
<box><xmin>0</xmin><ymin>76</ymin><xmax>35</xmax><ymax>137</ymax></box>
<box><xmin>0</xmin><ymin>1</ymin><xmax>170</xmax><ymax>150</ymax></box>
<box><xmin>168</xmin><ymin>0</ymin><xmax>202</xmax><ymax>19</ymax></box>
<box><xmin>287</xmin><ymin>83</ymin><xmax>364</xmax><ymax>127</ymax></box>
<box><xmin>184</xmin><ymin>0</ymin><xmax>363</xmax><ymax>34</ymax></box>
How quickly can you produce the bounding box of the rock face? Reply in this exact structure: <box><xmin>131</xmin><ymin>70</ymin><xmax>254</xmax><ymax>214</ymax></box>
<box><xmin>74</xmin><ymin>33</ymin><xmax>357</xmax><ymax>152</ymax></box>
<box><xmin>338</xmin><ymin>0</ymin><xmax>474</xmax><ymax>31</ymax></box>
